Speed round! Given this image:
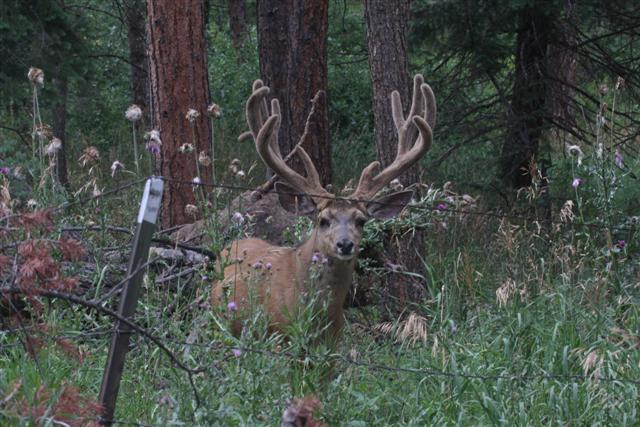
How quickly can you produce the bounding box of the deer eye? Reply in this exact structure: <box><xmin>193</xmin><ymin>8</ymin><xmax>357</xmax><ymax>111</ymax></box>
<box><xmin>355</xmin><ymin>218</ymin><xmax>367</xmax><ymax>228</ymax></box>
<box><xmin>319</xmin><ymin>218</ymin><xmax>330</xmax><ymax>228</ymax></box>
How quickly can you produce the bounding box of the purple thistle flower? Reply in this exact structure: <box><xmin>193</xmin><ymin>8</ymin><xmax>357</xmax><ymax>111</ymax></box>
<box><xmin>614</xmin><ymin>150</ymin><xmax>624</xmax><ymax>168</ymax></box>
<box><xmin>232</xmin><ymin>348</ymin><xmax>242</xmax><ymax>357</ymax></box>
<box><xmin>0</xmin><ymin>167</ymin><xmax>10</xmax><ymax>176</ymax></box>
<box><xmin>618</xmin><ymin>240</ymin><xmax>626</xmax><ymax>249</ymax></box>
<box><xmin>231</xmin><ymin>212</ymin><xmax>244</xmax><ymax>225</ymax></box>
<box><xmin>146</xmin><ymin>142</ymin><xmax>160</xmax><ymax>155</ymax></box>
<box><xmin>311</xmin><ymin>252</ymin><xmax>321</xmax><ymax>264</ymax></box>
<box><xmin>265</xmin><ymin>262</ymin><xmax>272</xmax><ymax>270</ymax></box>
<box><xmin>436</xmin><ymin>203</ymin><xmax>447</xmax><ymax>211</ymax></box>
<box><xmin>572</xmin><ymin>177</ymin><xmax>583</xmax><ymax>189</ymax></box>
<box><xmin>253</xmin><ymin>261</ymin><xmax>263</xmax><ymax>270</ymax></box>
<box><xmin>227</xmin><ymin>301</ymin><xmax>237</xmax><ymax>311</ymax></box>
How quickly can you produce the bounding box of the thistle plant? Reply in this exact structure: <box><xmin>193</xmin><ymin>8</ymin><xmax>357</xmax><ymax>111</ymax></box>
<box><xmin>207</xmin><ymin>102</ymin><xmax>221</xmax><ymax>184</ymax></box>
<box><xmin>28</xmin><ymin>67</ymin><xmax>45</xmax><ymax>168</ymax></box>
<box><xmin>125</xmin><ymin>104</ymin><xmax>143</xmax><ymax>174</ymax></box>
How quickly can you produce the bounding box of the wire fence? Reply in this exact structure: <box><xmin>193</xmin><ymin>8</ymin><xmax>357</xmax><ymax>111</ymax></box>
<box><xmin>1</xmin><ymin>174</ymin><xmax>638</xmax><ymax>425</ymax></box>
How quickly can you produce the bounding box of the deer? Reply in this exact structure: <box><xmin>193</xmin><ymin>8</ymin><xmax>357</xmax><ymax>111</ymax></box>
<box><xmin>211</xmin><ymin>74</ymin><xmax>436</xmax><ymax>343</ymax></box>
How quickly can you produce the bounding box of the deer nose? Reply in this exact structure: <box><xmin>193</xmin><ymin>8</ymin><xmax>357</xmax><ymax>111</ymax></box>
<box><xmin>336</xmin><ymin>239</ymin><xmax>354</xmax><ymax>255</ymax></box>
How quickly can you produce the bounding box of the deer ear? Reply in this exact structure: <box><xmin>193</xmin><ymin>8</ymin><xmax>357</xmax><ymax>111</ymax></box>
<box><xmin>275</xmin><ymin>182</ymin><xmax>317</xmax><ymax>215</ymax></box>
<box><xmin>367</xmin><ymin>190</ymin><xmax>414</xmax><ymax>220</ymax></box>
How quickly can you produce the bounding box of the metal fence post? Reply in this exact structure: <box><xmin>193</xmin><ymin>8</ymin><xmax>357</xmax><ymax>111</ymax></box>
<box><xmin>98</xmin><ymin>177</ymin><xmax>163</xmax><ymax>425</ymax></box>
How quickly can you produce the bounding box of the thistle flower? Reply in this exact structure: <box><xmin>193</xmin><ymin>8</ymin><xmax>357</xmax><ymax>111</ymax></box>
<box><xmin>311</xmin><ymin>252</ymin><xmax>321</xmax><ymax>264</ymax></box>
<box><xmin>614</xmin><ymin>150</ymin><xmax>623</xmax><ymax>168</ymax></box>
<box><xmin>616</xmin><ymin>76</ymin><xmax>625</xmax><ymax>91</ymax></box>
<box><xmin>227</xmin><ymin>301</ymin><xmax>238</xmax><ymax>311</ymax></box>
<box><xmin>185</xmin><ymin>204</ymin><xmax>198</xmax><ymax>217</ymax></box>
<box><xmin>125</xmin><ymin>104</ymin><xmax>143</xmax><ymax>122</ymax></box>
<box><xmin>178</xmin><ymin>143</ymin><xmax>194</xmax><ymax>154</ymax></box>
<box><xmin>198</xmin><ymin>151</ymin><xmax>211</xmax><ymax>167</ymax></box>
<box><xmin>33</xmin><ymin>123</ymin><xmax>53</xmax><ymax>140</ymax></box>
<box><xmin>146</xmin><ymin>129</ymin><xmax>162</xmax><ymax>145</ymax></box>
<box><xmin>186</xmin><ymin>108</ymin><xmax>200</xmax><ymax>123</ymax></box>
<box><xmin>617</xmin><ymin>240</ymin><xmax>626</xmax><ymax>249</ymax></box>
<box><xmin>572</xmin><ymin>177</ymin><xmax>582</xmax><ymax>188</ymax></box>
<box><xmin>0</xmin><ymin>167</ymin><xmax>10</xmax><ymax>176</ymax></box>
<box><xmin>253</xmin><ymin>261</ymin><xmax>263</xmax><ymax>269</ymax></box>
<box><xmin>146</xmin><ymin>142</ymin><xmax>161</xmax><ymax>155</ymax></box>
<box><xmin>265</xmin><ymin>262</ymin><xmax>272</xmax><ymax>270</ymax></box>
<box><xmin>79</xmin><ymin>146</ymin><xmax>100</xmax><ymax>167</ymax></box>
<box><xmin>566</xmin><ymin>144</ymin><xmax>584</xmax><ymax>166</ymax></box>
<box><xmin>45</xmin><ymin>138</ymin><xmax>62</xmax><ymax>156</ymax></box>
<box><xmin>111</xmin><ymin>160</ymin><xmax>124</xmax><ymax>178</ymax></box>
<box><xmin>207</xmin><ymin>103</ymin><xmax>221</xmax><ymax>118</ymax></box>
<box><xmin>235</xmin><ymin>170</ymin><xmax>246</xmax><ymax>179</ymax></box>
<box><xmin>231</xmin><ymin>212</ymin><xmax>244</xmax><ymax>225</ymax></box>
<box><xmin>389</xmin><ymin>179</ymin><xmax>403</xmax><ymax>191</ymax></box>
<box><xmin>436</xmin><ymin>203</ymin><xmax>447</xmax><ymax>211</ymax></box>
<box><xmin>232</xmin><ymin>348</ymin><xmax>242</xmax><ymax>357</ymax></box>
<box><xmin>27</xmin><ymin>67</ymin><xmax>44</xmax><ymax>87</ymax></box>
<box><xmin>27</xmin><ymin>199</ymin><xmax>38</xmax><ymax>210</ymax></box>
<box><xmin>191</xmin><ymin>177</ymin><xmax>201</xmax><ymax>190</ymax></box>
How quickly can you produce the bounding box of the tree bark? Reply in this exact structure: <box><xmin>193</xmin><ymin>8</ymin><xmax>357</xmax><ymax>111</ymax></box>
<box><xmin>147</xmin><ymin>0</ymin><xmax>212</xmax><ymax>228</ymax></box>
<box><xmin>227</xmin><ymin>0</ymin><xmax>247</xmax><ymax>50</ymax></box>
<box><xmin>256</xmin><ymin>0</ymin><xmax>331</xmax><ymax>186</ymax></box>
<box><xmin>364</xmin><ymin>0</ymin><xmax>416</xmax><ymax>185</ymax></box>
<box><xmin>500</xmin><ymin>5</ymin><xmax>551</xmax><ymax>189</ymax></box>
<box><xmin>126</xmin><ymin>0</ymin><xmax>150</xmax><ymax>123</ymax></box>
<box><xmin>51</xmin><ymin>73</ymin><xmax>68</xmax><ymax>189</ymax></box>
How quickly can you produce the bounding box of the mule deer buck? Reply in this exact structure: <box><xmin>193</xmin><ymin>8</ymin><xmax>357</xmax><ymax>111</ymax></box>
<box><xmin>211</xmin><ymin>75</ymin><xmax>436</xmax><ymax>342</ymax></box>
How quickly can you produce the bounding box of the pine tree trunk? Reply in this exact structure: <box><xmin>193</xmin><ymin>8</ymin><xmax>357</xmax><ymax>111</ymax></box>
<box><xmin>256</xmin><ymin>0</ymin><xmax>331</xmax><ymax>186</ymax></box>
<box><xmin>51</xmin><ymin>74</ymin><xmax>68</xmax><ymax>189</ymax></box>
<box><xmin>500</xmin><ymin>6</ymin><xmax>551</xmax><ymax>189</ymax></box>
<box><xmin>227</xmin><ymin>0</ymin><xmax>247</xmax><ymax>50</ymax></box>
<box><xmin>147</xmin><ymin>0</ymin><xmax>212</xmax><ymax>228</ymax></box>
<box><xmin>126</xmin><ymin>0</ymin><xmax>150</xmax><ymax>122</ymax></box>
<box><xmin>364</xmin><ymin>0</ymin><xmax>416</xmax><ymax>185</ymax></box>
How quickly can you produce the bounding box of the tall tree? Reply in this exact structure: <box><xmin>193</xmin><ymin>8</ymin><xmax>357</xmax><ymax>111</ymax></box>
<box><xmin>147</xmin><ymin>0</ymin><xmax>212</xmax><ymax>228</ymax></box>
<box><xmin>256</xmin><ymin>0</ymin><xmax>331</xmax><ymax>186</ymax></box>
<box><xmin>125</xmin><ymin>0</ymin><xmax>150</xmax><ymax>121</ymax></box>
<box><xmin>227</xmin><ymin>0</ymin><xmax>247</xmax><ymax>50</ymax></box>
<box><xmin>364</xmin><ymin>0</ymin><xmax>416</xmax><ymax>185</ymax></box>
<box><xmin>500</xmin><ymin>5</ymin><xmax>552</xmax><ymax>189</ymax></box>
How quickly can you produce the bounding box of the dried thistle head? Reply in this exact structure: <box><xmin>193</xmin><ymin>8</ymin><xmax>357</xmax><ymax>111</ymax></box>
<box><xmin>616</xmin><ymin>76</ymin><xmax>625</xmax><ymax>91</ymax></box>
<box><xmin>179</xmin><ymin>143</ymin><xmax>195</xmax><ymax>154</ymax></box>
<box><xmin>198</xmin><ymin>151</ymin><xmax>211</xmax><ymax>167</ymax></box>
<box><xmin>185</xmin><ymin>204</ymin><xmax>199</xmax><ymax>217</ymax></box>
<box><xmin>235</xmin><ymin>170</ymin><xmax>245</xmax><ymax>179</ymax></box>
<box><xmin>78</xmin><ymin>146</ymin><xmax>100</xmax><ymax>168</ymax></box>
<box><xmin>125</xmin><ymin>104</ymin><xmax>143</xmax><ymax>122</ymax></box>
<box><xmin>389</xmin><ymin>178</ymin><xmax>403</xmax><ymax>192</ymax></box>
<box><xmin>566</xmin><ymin>144</ymin><xmax>584</xmax><ymax>166</ymax></box>
<box><xmin>33</xmin><ymin>124</ymin><xmax>53</xmax><ymax>140</ymax></box>
<box><xmin>186</xmin><ymin>108</ymin><xmax>200</xmax><ymax>123</ymax></box>
<box><xmin>110</xmin><ymin>160</ymin><xmax>124</xmax><ymax>178</ymax></box>
<box><xmin>27</xmin><ymin>67</ymin><xmax>44</xmax><ymax>87</ymax></box>
<box><xmin>45</xmin><ymin>138</ymin><xmax>62</xmax><ymax>156</ymax></box>
<box><xmin>598</xmin><ymin>84</ymin><xmax>609</xmax><ymax>97</ymax></box>
<box><xmin>207</xmin><ymin>103</ymin><xmax>221</xmax><ymax>118</ymax></box>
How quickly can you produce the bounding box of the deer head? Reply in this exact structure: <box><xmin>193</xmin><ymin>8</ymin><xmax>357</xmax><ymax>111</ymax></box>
<box><xmin>212</xmin><ymin>75</ymin><xmax>436</xmax><ymax>341</ymax></box>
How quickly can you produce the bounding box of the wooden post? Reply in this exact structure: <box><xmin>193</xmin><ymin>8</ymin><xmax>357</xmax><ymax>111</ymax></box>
<box><xmin>98</xmin><ymin>177</ymin><xmax>163</xmax><ymax>425</ymax></box>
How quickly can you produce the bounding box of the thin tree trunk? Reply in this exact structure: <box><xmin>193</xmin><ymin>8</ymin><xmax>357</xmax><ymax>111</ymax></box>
<box><xmin>256</xmin><ymin>0</ymin><xmax>331</xmax><ymax>186</ymax></box>
<box><xmin>227</xmin><ymin>0</ymin><xmax>247</xmax><ymax>50</ymax></box>
<box><xmin>500</xmin><ymin>5</ymin><xmax>551</xmax><ymax>189</ymax></box>
<box><xmin>51</xmin><ymin>74</ymin><xmax>68</xmax><ymax>189</ymax></box>
<box><xmin>126</xmin><ymin>0</ymin><xmax>150</xmax><ymax>123</ymax></box>
<box><xmin>147</xmin><ymin>0</ymin><xmax>212</xmax><ymax>228</ymax></box>
<box><xmin>364</xmin><ymin>0</ymin><xmax>416</xmax><ymax>185</ymax></box>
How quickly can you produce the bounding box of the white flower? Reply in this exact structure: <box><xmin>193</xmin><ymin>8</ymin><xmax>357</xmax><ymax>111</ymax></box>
<box><xmin>207</xmin><ymin>103</ymin><xmax>221</xmax><ymax>118</ymax></box>
<box><xmin>566</xmin><ymin>144</ymin><xmax>584</xmax><ymax>166</ymax></box>
<box><xmin>235</xmin><ymin>170</ymin><xmax>246</xmax><ymax>179</ymax></box>
<box><xmin>26</xmin><ymin>199</ymin><xmax>38</xmax><ymax>209</ymax></box>
<box><xmin>110</xmin><ymin>160</ymin><xmax>124</xmax><ymax>178</ymax></box>
<box><xmin>147</xmin><ymin>129</ymin><xmax>162</xmax><ymax>145</ymax></box>
<box><xmin>27</xmin><ymin>67</ymin><xmax>44</xmax><ymax>87</ymax></box>
<box><xmin>125</xmin><ymin>104</ymin><xmax>143</xmax><ymax>122</ymax></box>
<box><xmin>45</xmin><ymin>137</ymin><xmax>62</xmax><ymax>156</ymax></box>
<box><xmin>186</xmin><ymin>108</ymin><xmax>200</xmax><ymax>123</ymax></box>
<box><xmin>179</xmin><ymin>143</ymin><xmax>194</xmax><ymax>154</ymax></box>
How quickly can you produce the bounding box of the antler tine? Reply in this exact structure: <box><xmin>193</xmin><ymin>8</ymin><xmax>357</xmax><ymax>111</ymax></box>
<box><xmin>351</xmin><ymin>75</ymin><xmax>436</xmax><ymax>201</ymax></box>
<box><xmin>250</xmin><ymin>83</ymin><xmax>332</xmax><ymax>204</ymax></box>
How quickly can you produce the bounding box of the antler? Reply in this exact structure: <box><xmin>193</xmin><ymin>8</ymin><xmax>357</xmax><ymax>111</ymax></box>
<box><xmin>245</xmin><ymin>80</ymin><xmax>333</xmax><ymax>205</ymax></box>
<box><xmin>350</xmin><ymin>74</ymin><xmax>436</xmax><ymax>201</ymax></box>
